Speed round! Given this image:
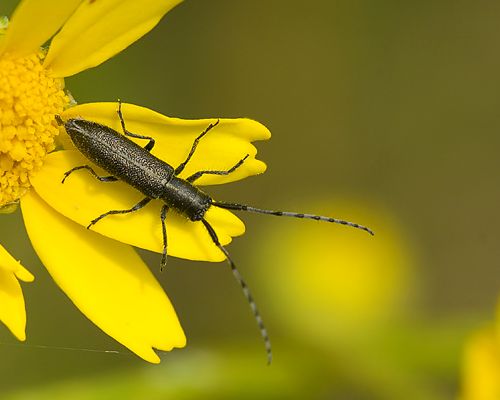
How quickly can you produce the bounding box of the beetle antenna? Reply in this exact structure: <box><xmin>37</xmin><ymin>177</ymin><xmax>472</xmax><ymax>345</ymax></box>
<box><xmin>201</xmin><ymin>218</ymin><xmax>272</xmax><ymax>365</ymax></box>
<box><xmin>212</xmin><ymin>201</ymin><xmax>374</xmax><ymax>236</ymax></box>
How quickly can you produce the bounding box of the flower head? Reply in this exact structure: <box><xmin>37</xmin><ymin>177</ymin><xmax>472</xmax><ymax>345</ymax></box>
<box><xmin>1</xmin><ymin>0</ymin><xmax>270</xmax><ymax>363</ymax></box>
<box><xmin>0</xmin><ymin>49</ymin><xmax>67</xmax><ymax>207</ymax></box>
<box><xmin>0</xmin><ymin>0</ymin><xmax>183</xmax><ymax>210</ymax></box>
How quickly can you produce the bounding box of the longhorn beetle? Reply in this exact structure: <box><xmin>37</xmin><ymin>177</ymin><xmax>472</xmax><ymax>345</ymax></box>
<box><xmin>56</xmin><ymin>101</ymin><xmax>374</xmax><ymax>364</ymax></box>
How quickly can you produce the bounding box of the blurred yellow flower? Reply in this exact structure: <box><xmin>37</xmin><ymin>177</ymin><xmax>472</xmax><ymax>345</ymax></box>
<box><xmin>256</xmin><ymin>200</ymin><xmax>416</xmax><ymax>346</ymax></box>
<box><xmin>0</xmin><ymin>0</ymin><xmax>270</xmax><ymax>363</ymax></box>
<box><xmin>460</xmin><ymin>298</ymin><xmax>500</xmax><ymax>400</ymax></box>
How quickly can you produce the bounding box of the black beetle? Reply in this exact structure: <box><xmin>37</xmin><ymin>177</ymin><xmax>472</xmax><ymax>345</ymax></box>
<box><xmin>56</xmin><ymin>101</ymin><xmax>373</xmax><ymax>364</ymax></box>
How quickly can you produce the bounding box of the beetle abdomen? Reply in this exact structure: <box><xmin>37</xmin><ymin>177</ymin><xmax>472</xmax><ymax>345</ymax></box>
<box><xmin>65</xmin><ymin>118</ymin><xmax>174</xmax><ymax>199</ymax></box>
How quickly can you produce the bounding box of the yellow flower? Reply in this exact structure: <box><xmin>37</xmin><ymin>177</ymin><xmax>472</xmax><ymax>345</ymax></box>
<box><xmin>1</xmin><ymin>0</ymin><xmax>270</xmax><ymax>363</ymax></box>
<box><xmin>460</xmin><ymin>298</ymin><xmax>500</xmax><ymax>400</ymax></box>
<box><xmin>255</xmin><ymin>200</ymin><xmax>416</xmax><ymax>346</ymax></box>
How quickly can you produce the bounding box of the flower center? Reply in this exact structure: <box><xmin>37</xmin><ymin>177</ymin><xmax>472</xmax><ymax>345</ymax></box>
<box><xmin>0</xmin><ymin>51</ymin><xmax>69</xmax><ymax>207</ymax></box>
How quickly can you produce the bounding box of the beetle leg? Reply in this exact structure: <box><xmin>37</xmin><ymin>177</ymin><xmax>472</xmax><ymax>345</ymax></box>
<box><xmin>117</xmin><ymin>100</ymin><xmax>155</xmax><ymax>151</ymax></box>
<box><xmin>62</xmin><ymin>165</ymin><xmax>118</xmax><ymax>184</ymax></box>
<box><xmin>87</xmin><ymin>197</ymin><xmax>152</xmax><ymax>229</ymax></box>
<box><xmin>160</xmin><ymin>204</ymin><xmax>169</xmax><ymax>271</ymax></box>
<box><xmin>174</xmin><ymin>119</ymin><xmax>220</xmax><ymax>175</ymax></box>
<box><xmin>186</xmin><ymin>154</ymin><xmax>249</xmax><ymax>183</ymax></box>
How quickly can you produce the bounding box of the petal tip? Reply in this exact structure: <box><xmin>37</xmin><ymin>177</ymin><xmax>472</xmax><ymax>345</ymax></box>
<box><xmin>244</xmin><ymin>118</ymin><xmax>272</xmax><ymax>141</ymax></box>
<box><xmin>175</xmin><ymin>332</ymin><xmax>187</xmax><ymax>349</ymax></box>
<box><xmin>254</xmin><ymin>160</ymin><xmax>267</xmax><ymax>175</ymax></box>
<box><xmin>133</xmin><ymin>345</ymin><xmax>162</xmax><ymax>364</ymax></box>
<box><xmin>15</xmin><ymin>267</ymin><xmax>35</xmax><ymax>283</ymax></box>
<box><xmin>145</xmin><ymin>352</ymin><xmax>161</xmax><ymax>364</ymax></box>
<box><xmin>7</xmin><ymin>323</ymin><xmax>26</xmax><ymax>342</ymax></box>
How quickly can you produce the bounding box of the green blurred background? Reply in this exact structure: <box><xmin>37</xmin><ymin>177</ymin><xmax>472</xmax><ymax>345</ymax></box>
<box><xmin>1</xmin><ymin>0</ymin><xmax>500</xmax><ymax>399</ymax></box>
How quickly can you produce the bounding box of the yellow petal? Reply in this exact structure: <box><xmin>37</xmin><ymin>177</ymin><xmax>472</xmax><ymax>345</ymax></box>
<box><xmin>0</xmin><ymin>244</ymin><xmax>32</xmax><ymax>341</ymax></box>
<box><xmin>0</xmin><ymin>245</ymin><xmax>34</xmax><ymax>282</ymax></box>
<box><xmin>0</xmin><ymin>243</ymin><xmax>32</xmax><ymax>281</ymax></box>
<box><xmin>31</xmin><ymin>150</ymin><xmax>245</xmax><ymax>262</ymax></box>
<box><xmin>44</xmin><ymin>0</ymin><xmax>183</xmax><ymax>77</ymax></box>
<box><xmin>20</xmin><ymin>190</ymin><xmax>186</xmax><ymax>363</ymax></box>
<box><xmin>61</xmin><ymin>102</ymin><xmax>270</xmax><ymax>185</ymax></box>
<box><xmin>1</xmin><ymin>0</ymin><xmax>82</xmax><ymax>57</ymax></box>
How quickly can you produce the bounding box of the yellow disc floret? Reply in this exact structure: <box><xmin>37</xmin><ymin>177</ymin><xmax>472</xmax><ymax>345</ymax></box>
<box><xmin>0</xmin><ymin>51</ymin><xmax>69</xmax><ymax>207</ymax></box>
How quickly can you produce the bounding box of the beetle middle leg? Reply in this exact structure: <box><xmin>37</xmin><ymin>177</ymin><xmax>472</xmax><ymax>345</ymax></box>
<box><xmin>160</xmin><ymin>204</ymin><xmax>169</xmax><ymax>271</ymax></box>
<box><xmin>174</xmin><ymin>119</ymin><xmax>220</xmax><ymax>175</ymax></box>
<box><xmin>87</xmin><ymin>197</ymin><xmax>152</xmax><ymax>229</ymax></box>
<box><xmin>62</xmin><ymin>165</ymin><xmax>118</xmax><ymax>184</ymax></box>
<box><xmin>186</xmin><ymin>154</ymin><xmax>249</xmax><ymax>183</ymax></box>
<box><xmin>116</xmin><ymin>100</ymin><xmax>155</xmax><ymax>151</ymax></box>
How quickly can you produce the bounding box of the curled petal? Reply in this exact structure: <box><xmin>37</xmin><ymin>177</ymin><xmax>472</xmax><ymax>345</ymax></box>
<box><xmin>0</xmin><ymin>244</ymin><xmax>33</xmax><ymax>341</ymax></box>
<box><xmin>0</xmin><ymin>245</ymin><xmax>34</xmax><ymax>283</ymax></box>
<box><xmin>1</xmin><ymin>0</ymin><xmax>82</xmax><ymax>57</ymax></box>
<box><xmin>60</xmin><ymin>102</ymin><xmax>270</xmax><ymax>185</ymax></box>
<box><xmin>30</xmin><ymin>150</ymin><xmax>245</xmax><ymax>261</ymax></box>
<box><xmin>45</xmin><ymin>0</ymin><xmax>183</xmax><ymax>77</ymax></box>
<box><xmin>21</xmin><ymin>191</ymin><xmax>186</xmax><ymax>363</ymax></box>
